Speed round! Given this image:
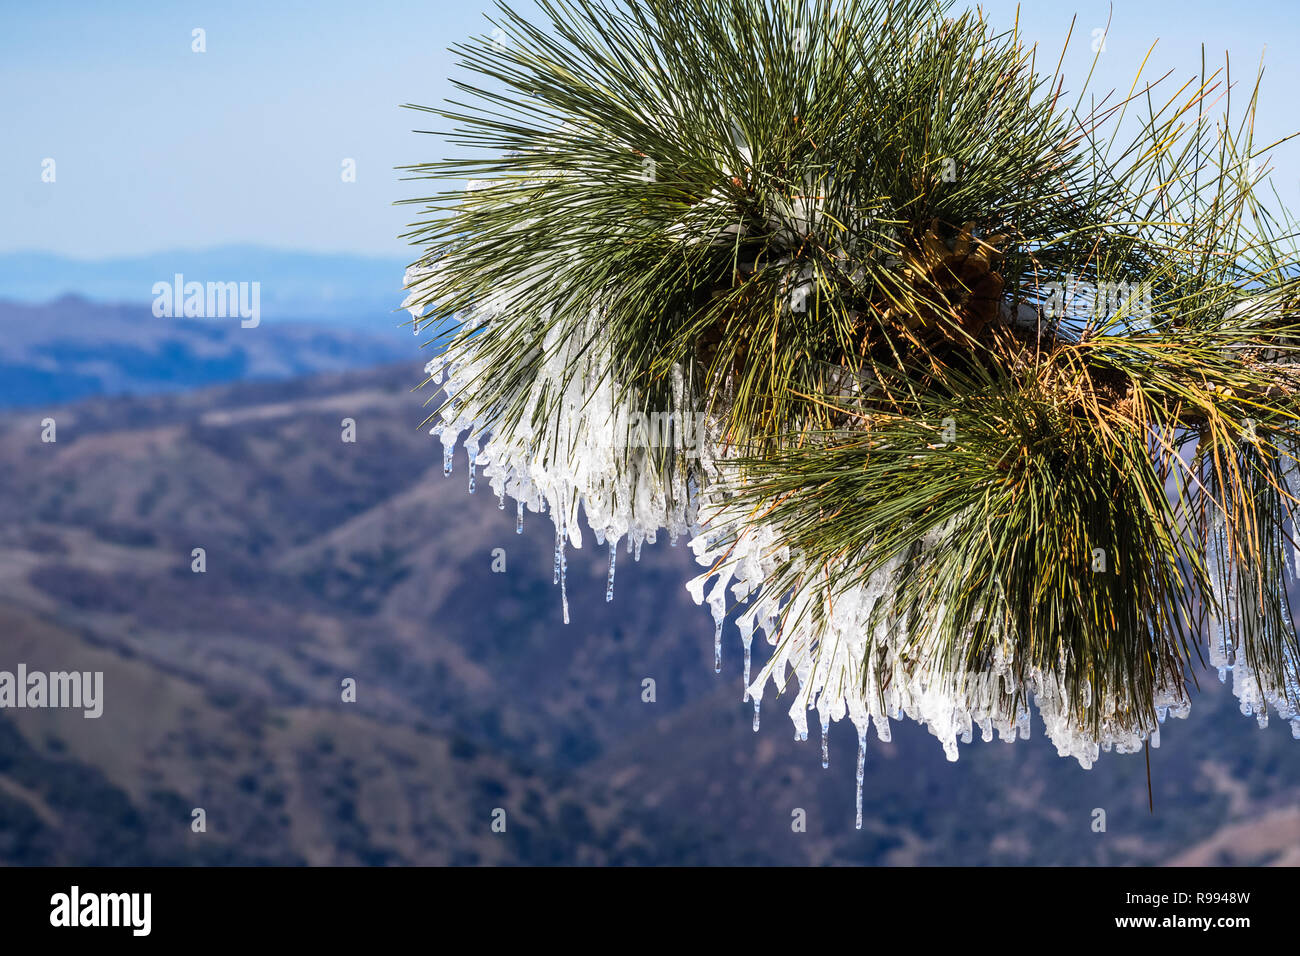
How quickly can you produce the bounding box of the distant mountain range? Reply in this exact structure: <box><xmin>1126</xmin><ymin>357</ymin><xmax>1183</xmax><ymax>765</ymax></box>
<box><xmin>0</xmin><ymin>296</ymin><xmax>415</xmax><ymax>407</ymax></box>
<box><xmin>0</xmin><ymin>246</ymin><xmax>412</xmax><ymax>326</ymax></box>
<box><xmin>0</xmin><ymin>363</ymin><xmax>1297</xmax><ymax>864</ymax></box>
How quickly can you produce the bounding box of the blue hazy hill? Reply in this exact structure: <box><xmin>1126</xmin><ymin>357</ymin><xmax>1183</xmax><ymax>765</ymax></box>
<box><xmin>0</xmin><ymin>246</ymin><xmax>414</xmax><ymax>327</ymax></box>
<box><xmin>0</xmin><ymin>295</ymin><xmax>416</xmax><ymax>408</ymax></box>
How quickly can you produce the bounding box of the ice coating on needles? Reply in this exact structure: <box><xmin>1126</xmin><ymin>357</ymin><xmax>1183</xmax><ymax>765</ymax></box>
<box><xmin>404</xmin><ymin>177</ymin><xmax>1300</xmax><ymax>824</ymax></box>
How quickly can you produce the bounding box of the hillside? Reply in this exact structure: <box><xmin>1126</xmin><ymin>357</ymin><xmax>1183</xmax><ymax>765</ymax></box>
<box><xmin>0</xmin><ymin>363</ymin><xmax>1297</xmax><ymax>864</ymax></box>
<box><xmin>0</xmin><ymin>296</ymin><xmax>410</xmax><ymax>407</ymax></box>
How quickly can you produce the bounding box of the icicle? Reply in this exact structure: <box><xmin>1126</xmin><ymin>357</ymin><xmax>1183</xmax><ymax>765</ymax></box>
<box><xmin>634</xmin><ymin>538</ymin><xmax>643</xmax><ymax>561</ymax></box>
<box><xmin>553</xmin><ymin>525</ymin><xmax>562</xmax><ymax>585</ymax></box>
<box><xmin>743</xmin><ymin>641</ymin><xmax>752</xmax><ymax>695</ymax></box>
<box><xmin>442</xmin><ymin>444</ymin><xmax>454</xmax><ymax>477</ymax></box>
<box><xmin>873</xmin><ymin>713</ymin><xmax>891</xmax><ymax>743</ymax></box>
<box><xmin>706</xmin><ymin>575</ymin><xmax>727</xmax><ymax>675</ymax></box>
<box><xmin>467</xmin><ymin>461</ymin><xmax>476</xmax><ymax>494</ymax></box>
<box><xmin>497</xmin><ymin>491</ymin><xmax>505</xmax><ymax>510</ymax></box>
<box><xmin>605</xmin><ymin>541</ymin><xmax>617</xmax><ymax>602</ymax></box>
<box><xmin>855</xmin><ymin>729</ymin><xmax>867</xmax><ymax>830</ymax></box>
<box><xmin>821</xmin><ymin>713</ymin><xmax>830</xmax><ymax>769</ymax></box>
<box><xmin>561</xmin><ymin>557</ymin><xmax>570</xmax><ymax>625</ymax></box>
<box><xmin>516</xmin><ymin>499</ymin><xmax>524</xmax><ymax>534</ymax></box>
<box><xmin>559</xmin><ymin>519</ymin><xmax>570</xmax><ymax>625</ymax></box>
<box><xmin>714</xmin><ymin>617</ymin><xmax>723</xmax><ymax>674</ymax></box>
<box><xmin>752</xmin><ymin>697</ymin><xmax>761</xmax><ymax>731</ymax></box>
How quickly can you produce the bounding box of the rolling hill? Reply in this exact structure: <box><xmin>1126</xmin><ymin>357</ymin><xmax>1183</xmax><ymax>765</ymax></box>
<box><xmin>0</xmin><ymin>362</ymin><xmax>1297</xmax><ymax>864</ymax></box>
<box><xmin>0</xmin><ymin>296</ymin><xmax>410</xmax><ymax>407</ymax></box>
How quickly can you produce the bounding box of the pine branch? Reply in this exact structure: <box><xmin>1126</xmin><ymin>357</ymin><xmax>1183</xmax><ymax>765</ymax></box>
<box><xmin>400</xmin><ymin>0</ymin><xmax>1300</xmax><ymax>775</ymax></box>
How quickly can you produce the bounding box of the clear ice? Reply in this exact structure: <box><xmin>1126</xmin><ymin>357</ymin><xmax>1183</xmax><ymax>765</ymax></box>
<box><xmin>855</xmin><ymin>729</ymin><xmax>867</xmax><ymax>830</ymax></box>
<box><xmin>606</xmin><ymin>540</ymin><xmax>617</xmax><ymax>602</ymax></box>
<box><xmin>821</xmin><ymin>713</ymin><xmax>830</xmax><ymax>769</ymax></box>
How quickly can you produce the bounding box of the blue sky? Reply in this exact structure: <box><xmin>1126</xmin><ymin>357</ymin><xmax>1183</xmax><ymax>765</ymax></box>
<box><xmin>3</xmin><ymin>0</ymin><xmax>1298</xmax><ymax>260</ymax></box>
